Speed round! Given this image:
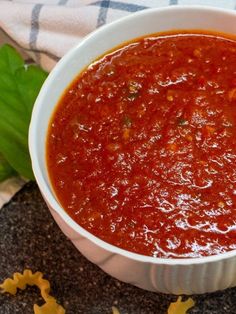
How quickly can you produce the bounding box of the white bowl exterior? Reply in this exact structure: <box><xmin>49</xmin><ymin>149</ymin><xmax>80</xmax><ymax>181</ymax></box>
<box><xmin>29</xmin><ymin>6</ymin><xmax>236</xmax><ymax>294</ymax></box>
<box><xmin>44</xmin><ymin>196</ymin><xmax>236</xmax><ymax>294</ymax></box>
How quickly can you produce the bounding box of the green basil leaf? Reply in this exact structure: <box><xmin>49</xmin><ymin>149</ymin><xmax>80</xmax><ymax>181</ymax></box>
<box><xmin>0</xmin><ymin>44</ymin><xmax>48</xmax><ymax>180</ymax></box>
<box><xmin>0</xmin><ymin>153</ymin><xmax>16</xmax><ymax>182</ymax></box>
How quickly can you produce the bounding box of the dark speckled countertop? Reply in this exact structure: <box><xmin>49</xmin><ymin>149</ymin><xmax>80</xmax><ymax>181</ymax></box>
<box><xmin>0</xmin><ymin>182</ymin><xmax>236</xmax><ymax>313</ymax></box>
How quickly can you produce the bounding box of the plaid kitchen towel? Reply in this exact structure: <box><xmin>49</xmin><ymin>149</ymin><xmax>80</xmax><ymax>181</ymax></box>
<box><xmin>1</xmin><ymin>0</ymin><xmax>236</xmax><ymax>72</ymax></box>
<box><xmin>0</xmin><ymin>0</ymin><xmax>236</xmax><ymax>207</ymax></box>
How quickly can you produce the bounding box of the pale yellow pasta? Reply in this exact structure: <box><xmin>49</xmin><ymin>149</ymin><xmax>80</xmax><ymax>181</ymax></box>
<box><xmin>168</xmin><ymin>296</ymin><xmax>195</xmax><ymax>314</ymax></box>
<box><xmin>34</xmin><ymin>298</ymin><xmax>65</xmax><ymax>314</ymax></box>
<box><xmin>112</xmin><ymin>306</ymin><xmax>120</xmax><ymax>314</ymax></box>
<box><xmin>0</xmin><ymin>269</ymin><xmax>65</xmax><ymax>314</ymax></box>
<box><xmin>1</xmin><ymin>270</ymin><xmax>195</xmax><ymax>314</ymax></box>
<box><xmin>111</xmin><ymin>296</ymin><xmax>195</xmax><ymax>314</ymax></box>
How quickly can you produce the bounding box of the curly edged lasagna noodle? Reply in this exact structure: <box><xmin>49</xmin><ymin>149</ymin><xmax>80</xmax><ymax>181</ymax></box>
<box><xmin>0</xmin><ymin>269</ymin><xmax>195</xmax><ymax>313</ymax></box>
<box><xmin>0</xmin><ymin>269</ymin><xmax>65</xmax><ymax>314</ymax></box>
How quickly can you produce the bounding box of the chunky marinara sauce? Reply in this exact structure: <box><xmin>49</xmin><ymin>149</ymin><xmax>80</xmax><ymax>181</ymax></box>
<box><xmin>47</xmin><ymin>32</ymin><xmax>236</xmax><ymax>258</ymax></box>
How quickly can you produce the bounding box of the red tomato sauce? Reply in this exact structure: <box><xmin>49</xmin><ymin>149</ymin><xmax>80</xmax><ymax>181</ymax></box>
<box><xmin>47</xmin><ymin>32</ymin><xmax>236</xmax><ymax>258</ymax></box>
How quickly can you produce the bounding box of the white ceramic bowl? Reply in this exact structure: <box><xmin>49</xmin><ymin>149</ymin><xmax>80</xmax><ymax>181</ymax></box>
<box><xmin>29</xmin><ymin>6</ymin><xmax>236</xmax><ymax>295</ymax></box>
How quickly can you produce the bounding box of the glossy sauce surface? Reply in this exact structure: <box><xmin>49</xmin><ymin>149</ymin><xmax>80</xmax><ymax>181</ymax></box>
<box><xmin>47</xmin><ymin>33</ymin><xmax>236</xmax><ymax>258</ymax></box>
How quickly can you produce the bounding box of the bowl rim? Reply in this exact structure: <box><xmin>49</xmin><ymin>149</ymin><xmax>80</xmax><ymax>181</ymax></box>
<box><xmin>29</xmin><ymin>4</ymin><xmax>236</xmax><ymax>266</ymax></box>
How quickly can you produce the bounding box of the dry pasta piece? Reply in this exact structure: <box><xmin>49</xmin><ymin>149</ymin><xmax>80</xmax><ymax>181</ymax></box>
<box><xmin>0</xmin><ymin>269</ymin><xmax>65</xmax><ymax>314</ymax></box>
<box><xmin>1</xmin><ymin>270</ymin><xmax>195</xmax><ymax>314</ymax></box>
<box><xmin>111</xmin><ymin>296</ymin><xmax>195</xmax><ymax>314</ymax></box>
<box><xmin>112</xmin><ymin>306</ymin><xmax>120</xmax><ymax>314</ymax></box>
<box><xmin>34</xmin><ymin>298</ymin><xmax>65</xmax><ymax>314</ymax></box>
<box><xmin>168</xmin><ymin>296</ymin><xmax>195</xmax><ymax>314</ymax></box>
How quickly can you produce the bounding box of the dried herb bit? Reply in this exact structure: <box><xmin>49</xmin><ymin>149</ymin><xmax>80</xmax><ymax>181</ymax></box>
<box><xmin>123</xmin><ymin>115</ymin><xmax>132</xmax><ymax>128</ymax></box>
<box><xmin>127</xmin><ymin>92</ymin><xmax>139</xmax><ymax>100</ymax></box>
<box><xmin>127</xmin><ymin>81</ymin><xmax>141</xmax><ymax>101</ymax></box>
<box><xmin>177</xmin><ymin>118</ymin><xmax>188</xmax><ymax>126</ymax></box>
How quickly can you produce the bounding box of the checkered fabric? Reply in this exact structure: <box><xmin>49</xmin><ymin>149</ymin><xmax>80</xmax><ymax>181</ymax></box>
<box><xmin>0</xmin><ymin>0</ymin><xmax>236</xmax><ymax>71</ymax></box>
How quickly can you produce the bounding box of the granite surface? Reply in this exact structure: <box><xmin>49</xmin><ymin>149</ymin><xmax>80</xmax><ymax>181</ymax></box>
<box><xmin>0</xmin><ymin>182</ymin><xmax>236</xmax><ymax>314</ymax></box>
